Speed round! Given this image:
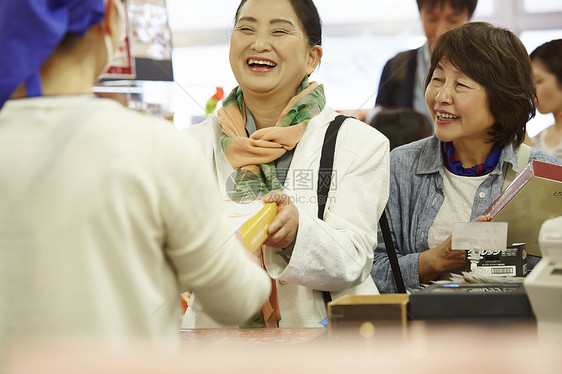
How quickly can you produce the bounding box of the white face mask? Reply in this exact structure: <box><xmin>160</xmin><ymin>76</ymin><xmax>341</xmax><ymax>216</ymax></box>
<box><xmin>101</xmin><ymin>0</ymin><xmax>125</xmax><ymax>74</ymax></box>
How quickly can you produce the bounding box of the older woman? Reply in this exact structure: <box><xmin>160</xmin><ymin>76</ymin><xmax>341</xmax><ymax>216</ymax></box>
<box><xmin>371</xmin><ymin>22</ymin><xmax>561</xmax><ymax>294</ymax></box>
<box><xmin>182</xmin><ymin>0</ymin><xmax>389</xmax><ymax>328</ymax></box>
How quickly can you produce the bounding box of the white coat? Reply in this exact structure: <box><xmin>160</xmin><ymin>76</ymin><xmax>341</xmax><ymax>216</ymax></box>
<box><xmin>182</xmin><ymin>106</ymin><xmax>390</xmax><ymax>328</ymax></box>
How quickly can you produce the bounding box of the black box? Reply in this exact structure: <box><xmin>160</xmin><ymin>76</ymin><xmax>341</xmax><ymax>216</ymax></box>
<box><xmin>408</xmin><ymin>283</ymin><xmax>534</xmax><ymax>320</ymax></box>
<box><xmin>465</xmin><ymin>244</ymin><xmax>527</xmax><ymax>277</ymax></box>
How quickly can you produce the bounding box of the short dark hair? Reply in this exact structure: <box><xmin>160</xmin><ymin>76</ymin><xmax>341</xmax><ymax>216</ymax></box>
<box><xmin>530</xmin><ymin>39</ymin><xmax>562</xmax><ymax>84</ymax></box>
<box><xmin>370</xmin><ymin>108</ymin><xmax>433</xmax><ymax>150</ymax></box>
<box><xmin>234</xmin><ymin>0</ymin><xmax>322</xmax><ymax>47</ymax></box>
<box><xmin>416</xmin><ymin>0</ymin><xmax>478</xmax><ymax>20</ymax></box>
<box><xmin>425</xmin><ymin>22</ymin><xmax>535</xmax><ymax>147</ymax></box>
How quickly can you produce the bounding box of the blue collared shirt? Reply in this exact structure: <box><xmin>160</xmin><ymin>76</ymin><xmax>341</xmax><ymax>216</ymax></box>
<box><xmin>371</xmin><ymin>135</ymin><xmax>561</xmax><ymax>293</ymax></box>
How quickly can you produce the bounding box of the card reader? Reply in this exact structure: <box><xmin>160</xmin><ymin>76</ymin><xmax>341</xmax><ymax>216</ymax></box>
<box><xmin>524</xmin><ymin>216</ymin><xmax>562</xmax><ymax>346</ymax></box>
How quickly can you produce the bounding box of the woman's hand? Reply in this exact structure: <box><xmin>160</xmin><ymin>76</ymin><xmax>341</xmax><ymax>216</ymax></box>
<box><xmin>473</xmin><ymin>214</ymin><xmax>491</xmax><ymax>223</ymax></box>
<box><xmin>418</xmin><ymin>214</ymin><xmax>491</xmax><ymax>284</ymax></box>
<box><xmin>418</xmin><ymin>236</ymin><xmax>465</xmax><ymax>285</ymax></box>
<box><xmin>262</xmin><ymin>190</ymin><xmax>299</xmax><ymax>249</ymax></box>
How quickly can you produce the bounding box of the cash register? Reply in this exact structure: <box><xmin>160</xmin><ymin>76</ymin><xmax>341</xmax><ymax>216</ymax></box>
<box><xmin>524</xmin><ymin>216</ymin><xmax>562</xmax><ymax>346</ymax></box>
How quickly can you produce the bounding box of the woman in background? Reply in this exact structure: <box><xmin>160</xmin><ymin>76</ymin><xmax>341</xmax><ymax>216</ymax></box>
<box><xmin>526</xmin><ymin>39</ymin><xmax>562</xmax><ymax>160</ymax></box>
<box><xmin>371</xmin><ymin>23</ymin><xmax>561</xmax><ymax>293</ymax></box>
<box><xmin>182</xmin><ymin>0</ymin><xmax>389</xmax><ymax>327</ymax></box>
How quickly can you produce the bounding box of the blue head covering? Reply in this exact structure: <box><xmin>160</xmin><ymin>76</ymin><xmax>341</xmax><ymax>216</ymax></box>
<box><xmin>0</xmin><ymin>0</ymin><xmax>105</xmax><ymax>109</ymax></box>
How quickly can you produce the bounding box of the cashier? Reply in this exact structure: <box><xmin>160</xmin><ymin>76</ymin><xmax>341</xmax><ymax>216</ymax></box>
<box><xmin>0</xmin><ymin>0</ymin><xmax>271</xmax><ymax>347</ymax></box>
<box><xmin>371</xmin><ymin>22</ymin><xmax>561</xmax><ymax>293</ymax></box>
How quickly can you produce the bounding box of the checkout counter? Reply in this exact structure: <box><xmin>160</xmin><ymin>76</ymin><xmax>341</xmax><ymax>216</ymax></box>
<box><xmin>6</xmin><ymin>221</ymin><xmax>561</xmax><ymax>374</ymax></box>
<box><xmin>328</xmin><ymin>217</ymin><xmax>562</xmax><ymax>343</ymax></box>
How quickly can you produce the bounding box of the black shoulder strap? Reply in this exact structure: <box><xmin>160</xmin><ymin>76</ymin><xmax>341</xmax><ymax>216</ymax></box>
<box><xmin>379</xmin><ymin>211</ymin><xmax>406</xmax><ymax>293</ymax></box>
<box><xmin>317</xmin><ymin>115</ymin><xmax>347</xmax><ymax>220</ymax></box>
<box><xmin>317</xmin><ymin>115</ymin><xmax>406</xmax><ymax>301</ymax></box>
<box><xmin>318</xmin><ymin>115</ymin><xmax>346</xmax><ymax>304</ymax></box>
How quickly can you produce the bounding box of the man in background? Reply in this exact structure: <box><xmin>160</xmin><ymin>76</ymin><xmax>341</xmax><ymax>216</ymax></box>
<box><xmin>374</xmin><ymin>0</ymin><xmax>478</xmax><ymax>120</ymax></box>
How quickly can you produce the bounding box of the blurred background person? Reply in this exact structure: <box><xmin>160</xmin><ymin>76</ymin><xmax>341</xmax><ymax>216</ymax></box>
<box><xmin>525</xmin><ymin>39</ymin><xmax>562</xmax><ymax>160</ymax></box>
<box><xmin>0</xmin><ymin>0</ymin><xmax>271</xmax><ymax>350</ymax></box>
<box><xmin>373</xmin><ymin>0</ymin><xmax>478</xmax><ymax>122</ymax></box>
<box><xmin>370</xmin><ymin>108</ymin><xmax>433</xmax><ymax>150</ymax></box>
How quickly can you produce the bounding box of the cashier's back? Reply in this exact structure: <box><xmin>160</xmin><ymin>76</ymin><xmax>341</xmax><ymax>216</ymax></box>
<box><xmin>0</xmin><ymin>0</ymin><xmax>270</xmax><ymax>350</ymax></box>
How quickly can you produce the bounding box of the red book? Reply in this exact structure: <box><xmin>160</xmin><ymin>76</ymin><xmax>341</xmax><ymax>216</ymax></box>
<box><xmin>483</xmin><ymin>160</ymin><xmax>562</xmax><ymax>257</ymax></box>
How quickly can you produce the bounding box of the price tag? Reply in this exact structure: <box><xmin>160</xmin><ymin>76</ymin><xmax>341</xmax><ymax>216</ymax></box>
<box><xmin>451</xmin><ymin>222</ymin><xmax>508</xmax><ymax>250</ymax></box>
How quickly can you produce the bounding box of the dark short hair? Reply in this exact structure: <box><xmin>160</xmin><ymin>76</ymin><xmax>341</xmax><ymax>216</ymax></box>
<box><xmin>530</xmin><ymin>39</ymin><xmax>562</xmax><ymax>84</ymax></box>
<box><xmin>425</xmin><ymin>22</ymin><xmax>535</xmax><ymax>147</ymax></box>
<box><xmin>370</xmin><ymin>108</ymin><xmax>433</xmax><ymax>150</ymax></box>
<box><xmin>416</xmin><ymin>0</ymin><xmax>478</xmax><ymax>19</ymax></box>
<box><xmin>234</xmin><ymin>0</ymin><xmax>322</xmax><ymax>48</ymax></box>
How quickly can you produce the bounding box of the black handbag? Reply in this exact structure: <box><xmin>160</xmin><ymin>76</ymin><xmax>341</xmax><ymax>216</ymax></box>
<box><xmin>317</xmin><ymin>115</ymin><xmax>406</xmax><ymax>303</ymax></box>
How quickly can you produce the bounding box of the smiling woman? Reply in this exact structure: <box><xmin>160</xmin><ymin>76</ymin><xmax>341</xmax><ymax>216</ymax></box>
<box><xmin>228</xmin><ymin>0</ymin><xmax>322</xmax><ymax>123</ymax></box>
<box><xmin>181</xmin><ymin>0</ymin><xmax>390</xmax><ymax>328</ymax></box>
<box><xmin>371</xmin><ymin>22</ymin><xmax>562</xmax><ymax>294</ymax></box>
<box><xmin>425</xmin><ymin>60</ymin><xmax>495</xmax><ymax>154</ymax></box>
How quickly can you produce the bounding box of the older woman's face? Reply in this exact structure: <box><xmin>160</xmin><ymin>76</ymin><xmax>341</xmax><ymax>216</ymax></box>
<box><xmin>425</xmin><ymin>60</ymin><xmax>495</xmax><ymax>145</ymax></box>
<box><xmin>229</xmin><ymin>0</ymin><xmax>321</xmax><ymax>99</ymax></box>
<box><xmin>532</xmin><ymin>59</ymin><xmax>562</xmax><ymax>116</ymax></box>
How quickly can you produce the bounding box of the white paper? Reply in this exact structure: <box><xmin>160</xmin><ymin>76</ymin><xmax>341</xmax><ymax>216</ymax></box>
<box><xmin>451</xmin><ymin>222</ymin><xmax>508</xmax><ymax>250</ymax></box>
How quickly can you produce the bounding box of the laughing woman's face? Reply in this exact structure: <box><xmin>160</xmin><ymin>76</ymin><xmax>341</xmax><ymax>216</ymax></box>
<box><xmin>229</xmin><ymin>0</ymin><xmax>321</xmax><ymax>101</ymax></box>
<box><xmin>425</xmin><ymin>59</ymin><xmax>495</xmax><ymax>146</ymax></box>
